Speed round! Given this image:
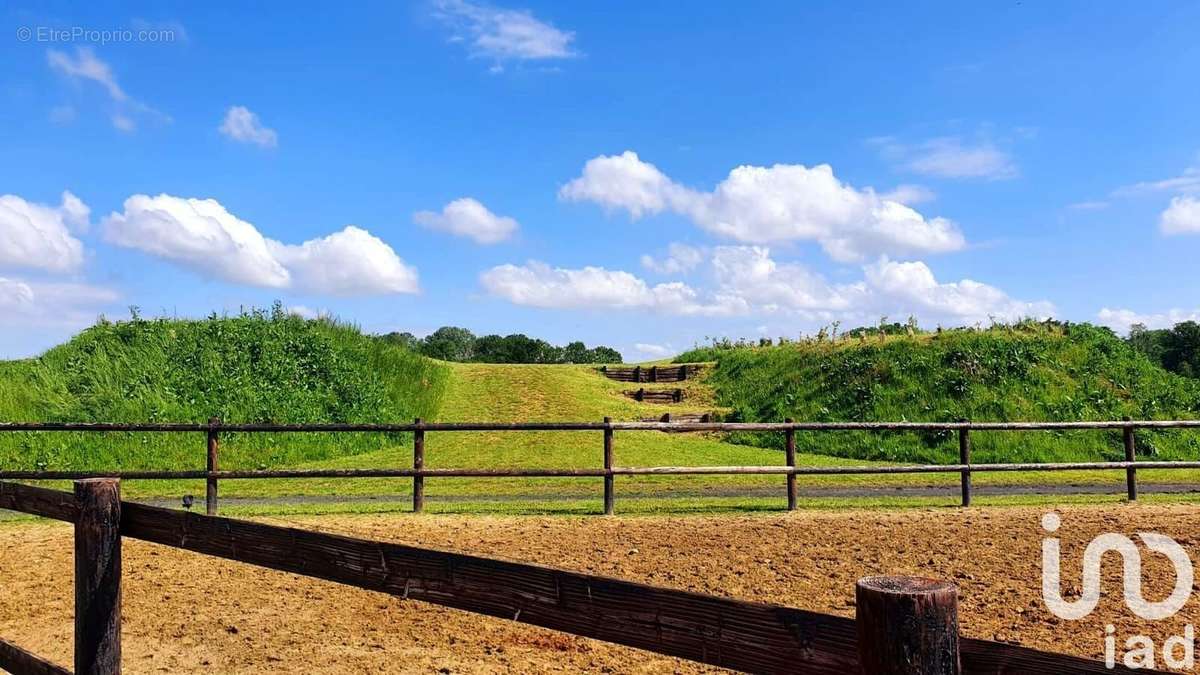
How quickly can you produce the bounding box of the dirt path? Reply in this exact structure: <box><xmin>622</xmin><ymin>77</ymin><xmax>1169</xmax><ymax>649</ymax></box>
<box><xmin>4</xmin><ymin>504</ymin><xmax>1200</xmax><ymax>673</ymax></box>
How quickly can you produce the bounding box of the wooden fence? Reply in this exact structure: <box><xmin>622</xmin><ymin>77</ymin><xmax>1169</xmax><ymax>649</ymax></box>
<box><xmin>624</xmin><ymin>387</ymin><xmax>684</xmax><ymax>403</ymax></box>
<box><xmin>0</xmin><ymin>479</ymin><xmax>1166</xmax><ymax>674</ymax></box>
<box><xmin>600</xmin><ymin>364</ymin><xmax>697</xmax><ymax>382</ymax></box>
<box><xmin>2</xmin><ymin>419</ymin><xmax>1200</xmax><ymax>516</ymax></box>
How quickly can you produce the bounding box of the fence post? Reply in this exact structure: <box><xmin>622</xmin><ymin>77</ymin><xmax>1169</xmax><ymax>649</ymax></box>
<box><xmin>633</xmin><ymin>365</ymin><xmax>642</xmax><ymax>383</ymax></box>
<box><xmin>958</xmin><ymin>423</ymin><xmax>971</xmax><ymax>507</ymax></box>
<box><xmin>856</xmin><ymin>576</ymin><xmax>960</xmax><ymax>674</ymax></box>
<box><xmin>75</xmin><ymin>478</ymin><xmax>121</xmax><ymax>675</ymax></box>
<box><xmin>413</xmin><ymin>418</ymin><xmax>425</xmax><ymax>513</ymax></box>
<box><xmin>206</xmin><ymin>417</ymin><xmax>220</xmax><ymax>516</ymax></box>
<box><xmin>1123</xmin><ymin>418</ymin><xmax>1137</xmax><ymax>501</ymax></box>
<box><xmin>603</xmin><ymin>416</ymin><xmax>614</xmax><ymax>515</ymax></box>
<box><xmin>784</xmin><ymin>418</ymin><xmax>797</xmax><ymax>511</ymax></box>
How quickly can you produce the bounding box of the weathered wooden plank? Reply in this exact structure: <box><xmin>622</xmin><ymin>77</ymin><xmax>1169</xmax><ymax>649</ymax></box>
<box><xmin>119</xmin><ymin>502</ymin><xmax>860</xmax><ymax>674</ymax></box>
<box><xmin>0</xmin><ymin>481</ymin><xmax>78</xmax><ymax>521</ymax></box>
<box><xmin>623</xmin><ymin>389</ymin><xmax>683</xmax><ymax>403</ymax></box>
<box><xmin>74</xmin><ymin>479</ymin><xmax>121</xmax><ymax>675</ymax></box>
<box><xmin>5</xmin><ymin>419</ymin><xmax>1200</xmax><ymax>433</ymax></box>
<box><xmin>5</xmin><ymin>459</ymin><xmax>1200</xmax><ymax>485</ymax></box>
<box><xmin>0</xmin><ymin>638</ymin><xmax>71</xmax><ymax>675</ymax></box>
<box><xmin>961</xmin><ymin>637</ymin><xmax>1168</xmax><ymax>674</ymax></box>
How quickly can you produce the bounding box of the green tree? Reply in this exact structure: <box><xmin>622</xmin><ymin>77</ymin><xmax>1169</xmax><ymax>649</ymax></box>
<box><xmin>1161</xmin><ymin>321</ymin><xmax>1200</xmax><ymax>378</ymax></box>
<box><xmin>419</xmin><ymin>326</ymin><xmax>476</xmax><ymax>361</ymax></box>
<box><xmin>586</xmin><ymin>346</ymin><xmax>622</xmax><ymax>363</ymax></box>
<box><xmin>378</xmin><ymin>331</ymin><xmax>421</xmax><ymax>351</ymax></box>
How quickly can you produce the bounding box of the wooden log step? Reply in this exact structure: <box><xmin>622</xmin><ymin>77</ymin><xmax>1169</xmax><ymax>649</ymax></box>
<box><xmin>638</xmin><ymin>412</ymin><xmax>715</xmax><ymax>429</ymax></box>
<box><xmin>600</xmin><ymin>365</ymin><xmax>700</xmax><ymax>383</ymax></box>
<box><xmin>623</xmin><ymin>388</ymin><xmax>684</xmax><ymax>403</ymax></box>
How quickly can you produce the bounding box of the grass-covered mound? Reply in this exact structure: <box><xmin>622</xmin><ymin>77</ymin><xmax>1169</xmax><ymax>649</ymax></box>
<box><xmin>676</xmin><ymin>322</ymin><xmax>1200</xmax><ymax>464</ymax></box>
<box><xmin>0</xmin><ymin>309</ymin><xmax>448</xmax><ymax>471</ymax></box>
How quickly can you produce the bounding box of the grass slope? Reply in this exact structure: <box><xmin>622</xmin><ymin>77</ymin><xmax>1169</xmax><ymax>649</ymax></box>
<box><xmin>0</xmin><ymin>312</ymin><xmax>448</xmax><ymax>471</ymax></box>
<box><xmin>7</xmin><ymin>320</ymin><xmax>1200</xmax><ymax>517</ymax></box>
<box><xmin>678</xmin><ymin>323</ymin><xmax>1200</xmax><ymax>464</ymax></box>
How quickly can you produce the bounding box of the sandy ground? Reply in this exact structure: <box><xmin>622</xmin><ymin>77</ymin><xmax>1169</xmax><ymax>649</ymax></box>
<box><xmin>3</xmin><ymin>504</ymin><xmax>1200</xmax><ymax>673</ymax></box>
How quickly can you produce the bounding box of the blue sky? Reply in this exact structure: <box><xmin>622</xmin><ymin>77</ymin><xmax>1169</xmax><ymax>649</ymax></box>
<box><xmin>2</xmin><ymin>1</ymin><xmax>1200</xmax><ymax>359</ymax></box>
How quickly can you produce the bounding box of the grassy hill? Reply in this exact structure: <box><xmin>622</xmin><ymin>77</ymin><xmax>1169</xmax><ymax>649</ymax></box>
<box><xmin>0</xmin><ymin>310</ymin><xmax>448</xmax><ymax>471</ymax></box>
<box><xmin>676</xmin><ymin>322</ymin><xmax>1200</xmax><ymax>464</ymax></box>
<box><xmin>8</xmin><ymin>317</ymin><xmax>1200</xmax><ymax>515</ymax></box>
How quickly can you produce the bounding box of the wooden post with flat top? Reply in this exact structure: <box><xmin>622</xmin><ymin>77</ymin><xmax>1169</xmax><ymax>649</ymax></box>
<box><xmin>1123</xmin><ymin>418</ymin><xmax>1137</xmax><ymax>501</ymax></box>
<box><xmin>784</xmin><ymin>418</ymin><xmax>797</xmax><ymax>511</ymax></box>
<box><xmin>856</xmin><ymin>575</ymin><xmax>960</xmax><ymax>674</ymax></box>
<box><xmin>75</xmin><ymin>478</ymin><xmax>121</xmax><ymax>675</ymax></box>
<box><xmin>603</xmin><ymin>416</ymin><xmax>614</xmax><ymax>515</ymax></box>
<box><xmin>206</xmin><ymin>417</ymin><xmax>220</xmax><ymax>516</ymax></box>
<box><xmin>958</xmin><ymin>424</ymin><xmax>971</xmax><ymax>507</ymax></box>
<box><xmin>413</xmin><ymin>418</ymin><xmax>425</xmax><ymax>512</ymax></box>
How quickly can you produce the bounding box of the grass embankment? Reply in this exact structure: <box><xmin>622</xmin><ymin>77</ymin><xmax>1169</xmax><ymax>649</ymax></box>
<box><xmin>678</xmin><ymin>322</ymin><xmax>1200</xmax><ymax>464</ymax></box>
<box><xmin>0</xmin><ymin>312</ymin><xmax>448</xmax><ymax>470</ymax></box>
<box><xmin>6</xmin><ymin>318</ymin><xmax>1200</xmax><ymax>518</ymax></box>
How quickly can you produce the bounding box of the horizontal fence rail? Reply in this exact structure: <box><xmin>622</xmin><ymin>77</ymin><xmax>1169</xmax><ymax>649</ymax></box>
<box><xmin>0</xmin><ymin>480</ymin><xmax>1164</xmax><ymax>675</ymax></box>
<box><xmin>5</xmin><ymin>419</ymin><xmax>1200</xmax><ymax>432</ymax></box>
<box><xmin>0</xmin><ymin>637</ymin><xmax>71</xmax><ymax>675</ymax></box>
<box><xmin>3</xmin><ymin>418</ymin><xmax>1200</xmax><ymax>514</ymax></box>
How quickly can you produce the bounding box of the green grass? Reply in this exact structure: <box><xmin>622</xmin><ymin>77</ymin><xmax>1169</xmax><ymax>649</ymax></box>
<box><xmin>0</xmin><ymin>310</ymin><xmax>449</xmax><ymax>471</ymax></box>
<box><xmin>6</xmin><ymin>317</ymin><xmax>1200</xmax><ymax>516</ymax></box>
<box><xmin>678</xmin><ymin>322</ymin><xmax>1200</xmax><ymax>464</ymax></box>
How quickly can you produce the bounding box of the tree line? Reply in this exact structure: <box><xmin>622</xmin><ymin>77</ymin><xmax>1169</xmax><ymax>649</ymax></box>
<box><xmin>1128</xmin><ymin>321</ymin><xmax>1200</xmax><ymax>378</ymax></box>
<box><xmin>377</xmin><ymin>326</ymin><xmax>622</xmax><ymax>364</ymax></box>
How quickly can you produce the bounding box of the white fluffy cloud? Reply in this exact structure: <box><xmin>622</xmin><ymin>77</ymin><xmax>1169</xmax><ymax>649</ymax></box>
<box><xmin>560</xmin><ymin>151</ymin><xmax>965</xmax><ymax>262</ymax></box>
<box><xmin>102</xmin><ymin>194</ymin><xmax>418</xmax><ymax>295</ymax></box>
<box><xmin>0</xmin><ymin>277</ymin><xmax>118</xmax><ymax>326</ymax></box>
<box><xmin>268</xmin><ymin>226</ymin><xmax>419</xmax><ymax>295</ymax></box>
<box><xmin>1160</xmin><ymin>196</ymin><xmax>1200</xmax><ymax>235</ymax></box>
<box><xmin>413</xmin><ymin>197</ymin><xmax>518</xmax><ymax>244</ymax></box>
<box><xmin>641</xmin><ymin>242</ymin><xmax>704</xmax><ymax>275</ymax></box>
<box><xmin>1098</xmin><ymin>307</ymin><xmax>1200</xmax><ymax>333</ymax></box>
<box><xmin>863</xmin><ymin>258</ymin><xmax>1054</xmax><ymax>324</ymax></box>
<box><xmin>219</xmin><ymin>106</ymin><xmax>278</xmax><ymax>148</ymax></box>
<box><xmin>873</xmin><ymin>136</ymin><xmax>1018</xmax><ymax>180</ymax></box>
<box><xmin>482</xmin><ymin>247</ymin><xmax>1051</xmax><ymax>326</ymax></box>
<box><xmin>633</xmin><ymin>343</ymin><xmax>674</xmax><ymax>358</ymax></box>
<box><xmin>709</xmin><ymin>246</ymin><xmax>859</xmax><ymax>313</ymax></box>
<box><xmin>47</xmin><ymin>47</ymin><xmax>165</xmax><ymax>131</ymax></box>
<box><xmin>432</xmin><ymin>0</ymin><xmax>576</xmax><ymax>65</ymax></box>
<box><xmin>103</xmin><ymin>195</ymin><xmax>289</xmax><ymax>287</ymax></box>
<box><xmin>479</xmin><ymin>261</ymin><xmax>739</xmax><ymax>316</ymax></box>
<box><xmin>0</xmin><ymin>191</ymin><xmax>89</xmax><ymax>273</ymax></box>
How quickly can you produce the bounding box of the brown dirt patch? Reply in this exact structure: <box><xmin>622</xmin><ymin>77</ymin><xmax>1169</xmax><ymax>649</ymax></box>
<box><xmin>3</xmin><ymin>504</ymin><xmax>1200</xmax><ymax>672</ymax></box>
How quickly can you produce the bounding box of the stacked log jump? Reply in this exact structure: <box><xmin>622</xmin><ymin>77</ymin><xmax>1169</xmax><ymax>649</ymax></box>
<box><xmin>600</xmin><ymin>364</ymin><xmax>699</xmax><ymax>383</ymax></box>
<box><xmin>624</xmin><ymin>388</ymin><xmax>684</xmax><ymax>403</ymax></box>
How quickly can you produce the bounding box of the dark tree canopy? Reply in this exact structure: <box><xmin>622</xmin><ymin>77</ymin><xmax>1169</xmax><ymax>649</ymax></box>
<box><xmin>1127</xmin><ymin>321</ymin><xmax>1200</xmax><ymax>378</ymax></box>
<box><xmin>419</xmin><ymin>326</ymin><xmax>477</xmax><ymax>362</ymax></box>
<box><xmin>378</xmin><ymin>327</ymin><xmax>622</xmax><ymax>364</ymax></box>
